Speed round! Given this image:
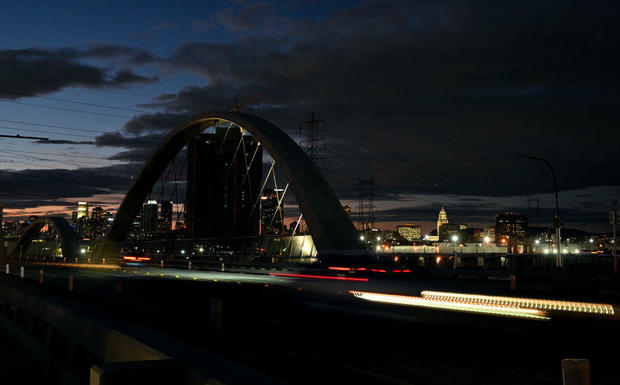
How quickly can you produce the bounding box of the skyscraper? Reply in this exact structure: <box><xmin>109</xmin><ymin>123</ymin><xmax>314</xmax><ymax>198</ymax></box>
<box><xmin>159</xmin><ymin>201</ymin><xmax>173</xmax><ymax>231</ymax></box>
<box><xmin>437</xmin><ymin>206</ymin><xmax>448</xmax><ymax>235</ymax></box>
<box><xmin>142</xmin><ymin>200</ymin><xmax>159</xmax><ymax>234</ymax></box>
<box><xmin>77</xmin><ymin>202</ymin><xmax>89</xmax><ymax>219</ymax></box>
<box><xmin>186</xmin><ymin>127</ymin><xmax>263</xmax><ymax>238</ymax></box>
<box><xmin>91</xmin><ymin>206</ymin><xmax>104</xmax><ymax>220</ymax></box>
<box><xmin>495</xmin><ymin>211</ymin><xmax>528</xmax><ymax>242</ymax></box>
<box><xmin>260</xmin><ymin>189</ymin><xmax>284</xmax><ymax>235</ymax></box>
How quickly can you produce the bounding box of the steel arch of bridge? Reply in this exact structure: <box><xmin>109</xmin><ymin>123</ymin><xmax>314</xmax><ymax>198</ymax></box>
<box><xmin>9</xmin><ymin>217</ymin><xmax>80</xmax><ymax>260</ymax></box>
<box><xmin>98</xmin><ymin>111</ymin><xmax>360</xmax><ymax>257</ymax></box>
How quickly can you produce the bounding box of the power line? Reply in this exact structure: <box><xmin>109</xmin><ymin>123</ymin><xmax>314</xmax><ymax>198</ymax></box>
<box><xmin>0</xmin><ymin>99</ymin><xmax>134</xmax><ymax>119</ymax></box>
<box><xmin>0</xmin><ymin>118</ymin><xmax>107</xmax><ymax>134</ymax></box>
<box><xmin>0</xmin><ymin>149</ymin><xmax>107</xmax><ymax>167</ymax></box>
<box><xmin>0</xmin><ymin>124</ymin><xmax>96</xmax><ymax>139</ymax></box>
<box><xmin>0</xmin><ymin>146</ymin><xmax>114</xmax><ymax>161</ymax></box>
<box><xmin>0</xmin><ymin>88</ymin><xmax>155</xmax><ymax>114</ymax></box>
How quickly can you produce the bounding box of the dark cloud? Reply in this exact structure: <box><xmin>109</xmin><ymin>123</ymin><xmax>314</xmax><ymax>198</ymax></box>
<box><xmin>93</xmin><ymin>131</ymin><xmax>166</xmax><ymax>162</ymax></box>
<box><xmin>83</xmin><ymin>44</ymin><xmax>155</xmax><ymax>64</ymax></box>
<box><xmin>146</xmin><ymin>0</ymin><xmax>620</xmax><ymax>201</ymax></box>
<box><xmin>122</xmin><ymin>112</ymin><xmax>187</xmax><ymax>135</ymax></box>
<box><xmin>0</xmin><ymin>47</ymin><xmax>157</xmax><ymax>99</ymax></box>
<box><xmin>0</xmin><ymin>163</ymin><xmax>140</xmax><ymax>203</ymax></box>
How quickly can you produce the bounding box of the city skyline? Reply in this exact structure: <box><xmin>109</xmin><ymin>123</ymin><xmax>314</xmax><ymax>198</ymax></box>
<box><xmin>0</xmin><ymin>1</ymin><xmax>619</xmax><ymax>233</ymax></box>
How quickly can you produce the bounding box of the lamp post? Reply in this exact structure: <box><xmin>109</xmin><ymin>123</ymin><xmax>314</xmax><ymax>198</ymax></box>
<box><xmin>451</xmin><ymin>234</ymin><xmax>458</xmax><ymax>269</ymax></box>
<box><xmin>518</xmin><ymin>154</ymin><xmax>562</xmax><ymax>268</ymax></box>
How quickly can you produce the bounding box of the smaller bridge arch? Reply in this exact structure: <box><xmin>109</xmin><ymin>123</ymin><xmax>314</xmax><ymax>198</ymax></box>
<box><xmin>8</xmin><ymin>217</ymin><xmax>80</xmax><ymax>260</ymax></box>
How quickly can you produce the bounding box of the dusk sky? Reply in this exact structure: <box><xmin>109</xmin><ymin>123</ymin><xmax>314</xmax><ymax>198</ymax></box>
<box><xmin>0</xmin><ymin>0</ymin><xmax>619</xmax><ymax>233</ymax></box>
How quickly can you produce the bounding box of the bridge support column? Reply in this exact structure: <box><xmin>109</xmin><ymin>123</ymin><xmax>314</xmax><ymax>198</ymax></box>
<box><xmin>562</xmin><ymin>359</ymin><xmax>590</xmax><ymax>385</ymax></box>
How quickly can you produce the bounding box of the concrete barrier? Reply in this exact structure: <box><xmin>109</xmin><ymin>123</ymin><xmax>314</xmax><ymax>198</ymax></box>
<box><xmin>0</xmin><ymin>277</ymin><xmax>282</xmax><ymax>385</ymax></box>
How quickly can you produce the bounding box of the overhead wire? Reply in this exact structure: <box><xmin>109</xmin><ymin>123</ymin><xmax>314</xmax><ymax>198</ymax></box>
<box><xmin>0</xmin><ymin>118</ymin><xmax>108</xmax><ymax>134</ymax></box>
<box><xmin>0</xmin><ymin>124</ymin><xmax>96</xmax><ymax>139</ymax></box>
<box><xmin>0</xmin><ymin>88</ymin><xmax>156</xmax><ymax>114</ymax></box>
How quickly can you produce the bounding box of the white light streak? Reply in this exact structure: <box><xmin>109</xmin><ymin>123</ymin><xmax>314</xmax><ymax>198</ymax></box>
<box><xmin>420</xmin><ymin>291</ymin><xmax>615</xmax><ymax>315</ymax></box>
<box><xmin>350</xmin><ymin>291</ymin><xmax>550</xmax><ymax>320</ymax></box>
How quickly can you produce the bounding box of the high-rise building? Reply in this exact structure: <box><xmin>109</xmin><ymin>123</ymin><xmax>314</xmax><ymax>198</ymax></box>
<box><xmin>91</xmin><ymin>206</ymin><xmax>104</xmax><ymax>220</ymax></box>
<box><xmin>437</xmin><ymin>206</ymin><xmax>448</xmax><ymax>235</ymax></box>
<box><xmin>495</xmin><ymin>211</ymin><xmax>528</xmax><ymax>243</ymax></box>
<box><xmin>142</xmin><ymin>200</ymin><xmax>159</xmax><ymax>234</ymax></box>
<box><xmin>185</xmin><ymin>128</ymin><xmax>262</xmax><ymax>238</ymax></box>
<box><xmin>131</xmin><ymin>214</ymin><xmax>142</xmax><ymax>238</ymax></box>
<box><xmin>0</xmin><ymin>205</ymin><xmax>3</xmax><ymax>228</ymax></box>
<box><xmin>439</xmin><ymin>223</ymin><xmax>461</xmax><ymax>242</ymax></box>
<box><xmin>260</xmin><ymin>189</ymin><xmax>284</xmax><ymax>235</ymax></box>
<box><xmin>71</xmin><ymin>211</ymin><xmax>78</xmax><ymax>224</ymax></box>
<box><xmin>397</xmin><ymin>224</ymin><xmax>421</xmax><ymax>241</ymax></box>
<box><xmin>77</xmin><ymin>202</ymin><xmax>89</xmax><ymax>219</ymax></box>
<box><xmin>159</xmin><ymin>201</ymin><xmax>173</xmax><ymax>231</ymax></box>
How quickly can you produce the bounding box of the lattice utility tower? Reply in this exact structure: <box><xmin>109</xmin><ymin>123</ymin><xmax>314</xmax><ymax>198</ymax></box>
<box><xmin>358</xmin><ymin>177</ymin><xmax>375</xmax><ymax>231</ymax></box>
<box><xmin>299</xmin><ymin>112</ymin><xmax>326</xmax><ymax>168</ymax></box>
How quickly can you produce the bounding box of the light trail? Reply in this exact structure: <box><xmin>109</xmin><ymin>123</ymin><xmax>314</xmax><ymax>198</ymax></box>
<box><xmin>22</xmin><ymin>262</ymin><xmax>120</xmax><ymax>269</ymax></box>
<box><xmin>350</xmin><ymin>290</ymin><xmax>550</xmax><ymax>320</ymax></box>
<box><xmin>420</xmin><ymin>291</ymin><xmax>615</xmax><ymax>316</ymax></box>
<box><xmin>269</xmin><ymin>272</ymin><xmax>369</xmax><ymax>282</ymax></box>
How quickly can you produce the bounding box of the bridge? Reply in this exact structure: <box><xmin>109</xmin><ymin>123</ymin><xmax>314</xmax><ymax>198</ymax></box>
<box><xmin>5</xmin><ymin>111</ymin><xmax>362</xmax><ymax>264</ymax></box>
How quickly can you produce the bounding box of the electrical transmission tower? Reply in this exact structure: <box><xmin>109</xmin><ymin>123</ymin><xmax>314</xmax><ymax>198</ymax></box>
<box><xmin>358</xmin><ymin>177</ymin><xmax>375</xmax><ymax>231</ymax></box>
<box><xmin>299</xmin><ymin>112</ymin><xmax>326</xmax><ymax>168</ymax></box>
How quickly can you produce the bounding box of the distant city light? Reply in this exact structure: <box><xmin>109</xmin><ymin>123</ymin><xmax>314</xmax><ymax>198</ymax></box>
<box><xmin>360</xmin><ymin>235</ymin><xmax>365</xmax><ymax>241</ymax></box>
<box><xmin>80</xmin><ymin>248</ymin><xmax>86</xmax><ymax>254</ymax></box>
<box><xmin>181</xmin><ymin>250</ymin><xmax>185</xmax><ymax>254</ymax></box>
<box><xmin>483</xmin><ymin>236</ymin><xmax>490</xmax><ymax>243</ymax></box>
<box><xmin>535</xmin><ymin>239</ymin><xmax>540</xmax><ymax>244</ymax></box>
<box><xmin>376</xmin><ymin>236</ymin><xmax>381</xmax><ymax>241</ymax></box>
<box><xmin>199</xmin><ymin>247</ymin><xmax>204</xmax><ymax>252</ymax></box>
<box><xmin>589</xmin><ymin>238</ymin><xmax>594</xmax><ymax>243</ymax></box>
<box><xmin>451</xmin><ymin>235</ymin><xmax>458</xmax><ymax>242</ymax></box>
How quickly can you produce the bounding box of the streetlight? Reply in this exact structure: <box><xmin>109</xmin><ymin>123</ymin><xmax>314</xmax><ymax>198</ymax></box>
<box><xmin>518</xmin><ymin>154</ymin><xmax>562</xmax><ymax>268</ymax></box>
<box><xmin>451</xmin><ymin>235</ymin><xmax>458</xmax><ymax>269</ymax></box>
